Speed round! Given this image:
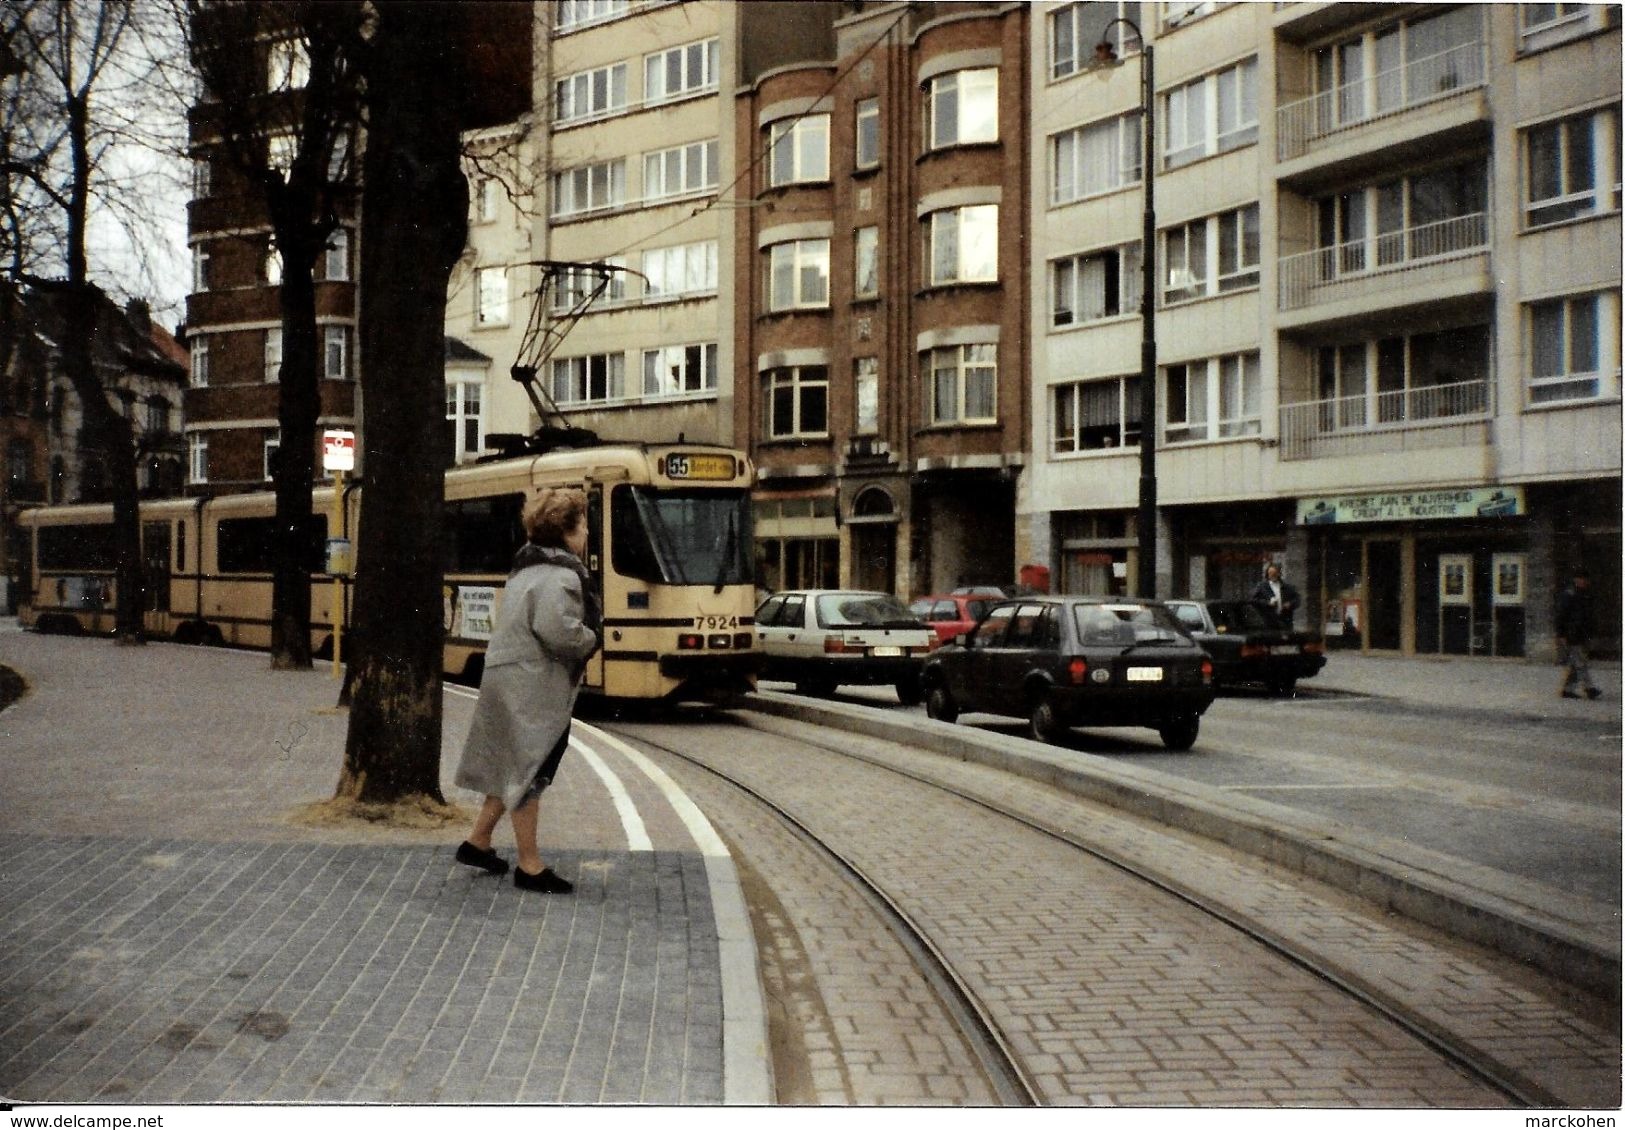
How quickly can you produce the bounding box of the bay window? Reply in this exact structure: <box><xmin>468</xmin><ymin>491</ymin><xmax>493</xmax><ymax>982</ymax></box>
<box><xmin>926</xmin><ymin>205</ymin><xmax>998</xmax><ymax>286</ymax></box>
<box><xmin>928</xmin><ymin>68</ymin><xmax>998</xmax><ymax>149</ymax></box>
<box><xmin>768</xmin><ymin>115</ymin><xmax>829</xmax><ymax>187</ymax></box>
<box><xmin>924</xmin><ymin>344</ymin><xmax>997</xmax><ymax>426</ymax></box>
<box><xmin>762</xmin><ymin>366</ymin><xmax>828</xmax><ymax>439</ymax></box>
<box><xmin>767</xmin><ymin>239</ymin><xmax>830</xmax><ymax>310</ymax></box>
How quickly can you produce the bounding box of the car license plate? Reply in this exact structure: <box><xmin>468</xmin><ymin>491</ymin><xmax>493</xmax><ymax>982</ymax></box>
<box><xmin>1270</xmin><ymin>645</ymin><xmax>1300</xmax><ymax>655</ymax></box>
<box><xmin>1125</xmin><ymin>666</ymin><xmax>1163</xmax><ymax>682</ymax></box>
<box><xmin>870</xmin><ymin>646</ymin><xmax>903</xmax><ymax>657</ymax></box>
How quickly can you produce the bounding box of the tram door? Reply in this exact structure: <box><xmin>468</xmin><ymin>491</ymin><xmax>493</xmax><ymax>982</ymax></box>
<box><xmin>583</xmin><ymin>485</ymin><xmax>605</xmax><ymax>692</ymax></box>
<box><xmin>1364</xmin><ymin>539</ymin><xmax>1403</xmax><ymax>650</ymax></box>
<box><xmin>143</xmin><ymin>521</ymin><xmax>171</xmax><ymax>616</ymax></box>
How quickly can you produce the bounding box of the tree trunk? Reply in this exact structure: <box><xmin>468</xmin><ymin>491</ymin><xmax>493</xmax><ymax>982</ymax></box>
<box><xmin>337</xmin><ymin>0</ymin><xmax>468</xmax><ymax>804</ymax></box>
<box><xmin>269</xmin><ymin>255</ymin><xmax>319</xmax><ymax>669</ymax></box>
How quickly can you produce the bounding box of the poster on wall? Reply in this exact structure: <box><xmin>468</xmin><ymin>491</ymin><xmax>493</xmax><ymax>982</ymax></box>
<box><xmin>1492</xmin><ymin>554</ymin><xmax>1526</xmax><ymax>606</ymax></box>
<box><xmin>1439</xmin><ymin>555</ymin><xmax>1472</xmax><ymax>606</ymax></box>
<box><xmin>1298</xmin><ymin>485</ymin><xmax>1524</xmax><ymax>525</ymax></box>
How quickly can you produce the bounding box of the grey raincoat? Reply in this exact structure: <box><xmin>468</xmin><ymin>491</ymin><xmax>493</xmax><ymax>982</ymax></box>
<box><xmin>454</xmin><ymin>545</ymin><xmax>602</xmax><ymax>810</ymax></box>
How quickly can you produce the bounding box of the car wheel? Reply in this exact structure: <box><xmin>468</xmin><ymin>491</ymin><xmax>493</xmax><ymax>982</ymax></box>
<box><xmin>1268</xmin><ymin>676</ymin><xmax>1298</xmax><ymax>698</ymax></box>
<box><xmin>1028</xmin><ymin>696</ymin><xmax>1065</xmax><ymax>744</ymax></box>
<box><xmin>895</xmin><ymin>676</ymin><xmax>924</xmax><ymax>706</ymax></box>
<box><xmin>925</xmin><ymin>686</ymin><xmax>959</xmax><ymax>723</ymax></box>
<box><xmin>1159</xmin><ymin>714</ymin><xmax>1200</xmax><ymax>751</ymax></box>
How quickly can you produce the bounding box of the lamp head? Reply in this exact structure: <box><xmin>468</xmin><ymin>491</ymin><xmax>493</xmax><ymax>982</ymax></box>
<box><xmin>1094</xmin><ymin>40</ymin><xmax>1119</xmax><ymax>65</ymax></box>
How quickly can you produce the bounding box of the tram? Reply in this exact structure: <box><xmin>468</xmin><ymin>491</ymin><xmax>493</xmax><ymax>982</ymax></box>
<box><xmin>13</xmin><ymin>443</ymin><xmax>760</xmax><ymax>703</ymax></box>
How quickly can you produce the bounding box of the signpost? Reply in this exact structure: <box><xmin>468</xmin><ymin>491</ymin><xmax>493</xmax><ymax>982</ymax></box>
<box><xmin>322</xmin><ymin>430</ymin><xmax>355</xmax><ymax>678</ymax></box>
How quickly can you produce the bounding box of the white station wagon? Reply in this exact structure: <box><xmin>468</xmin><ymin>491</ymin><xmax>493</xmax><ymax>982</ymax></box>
<box><xmin>754</xmin><ymin>589</ymin><xmax>934</xmax><ymax>703</ymax></box>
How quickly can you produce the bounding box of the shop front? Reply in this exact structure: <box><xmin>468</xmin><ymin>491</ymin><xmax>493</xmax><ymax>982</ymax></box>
<box><xmin>1298</xmin><ymin>485</ymin><xmax>1535</xmax><ymax>657</ymax></box>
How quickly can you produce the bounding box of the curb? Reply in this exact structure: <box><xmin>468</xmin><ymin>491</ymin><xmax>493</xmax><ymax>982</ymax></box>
<box><xmin>737</xmin><ymin>691</ymin><xmax>1621</xmax><ymax>1002</ymax></box>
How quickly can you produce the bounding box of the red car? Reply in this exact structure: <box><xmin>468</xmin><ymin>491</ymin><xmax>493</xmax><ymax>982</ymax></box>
<box><xmin>907</xmin><ymin>593</ymin><xmax>994</xmax><ymax>645</ymax></box>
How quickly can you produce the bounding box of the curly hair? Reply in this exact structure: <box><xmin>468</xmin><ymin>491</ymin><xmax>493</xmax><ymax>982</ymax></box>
<box><xmin>522</xmin><ymin>486</ymin><xmax>587</xmax><ymax>548</ymax></box>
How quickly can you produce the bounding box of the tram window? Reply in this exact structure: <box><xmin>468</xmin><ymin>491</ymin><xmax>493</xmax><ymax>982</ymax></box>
<box><xmin>611</xmin><ymin>484</ymin><xmax>751</xmax><ymax>585</ymax></box>
<box><xmin>217</xmin><ymin>514</ymin><xmax>327</xmax><ymax>573</ymax></box>
<box><xmin>37</xmin><ymin>524</ymin><xmax>117</xmax><ymax>570</ymax></box>
<box><xmin>445</xmin><ymin>494</ymin><xmax>524</xmax><ymax>574</ymax></box>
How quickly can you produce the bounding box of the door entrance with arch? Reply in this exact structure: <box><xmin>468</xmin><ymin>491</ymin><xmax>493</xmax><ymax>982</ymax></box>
<box><xmin>847</xmin><ymin>485</ymin><xmax>898</xmax><ymax>594</ymax></box>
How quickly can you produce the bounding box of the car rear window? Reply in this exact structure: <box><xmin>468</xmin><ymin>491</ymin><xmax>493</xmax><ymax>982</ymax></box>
<box><xmin>1072</xmin><ymin>603</ymin><xmax>1186</xmax><ymax>645</ymax></box>
<box><xmin>1211</xmin><ymin>601</ymin><xmax>1286</xmax><ymax>631</ymax></box>
<box><xmin>816</xmin><ymin>593</ymin><xmax>918</xmax><ymax>628</ymax></box>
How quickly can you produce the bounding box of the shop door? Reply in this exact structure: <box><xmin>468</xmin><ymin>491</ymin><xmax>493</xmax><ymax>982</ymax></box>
<box><xmin>1364</xmin><ymin>540</ymin><xmax>1403</xmax><ymax>650</ymax></box>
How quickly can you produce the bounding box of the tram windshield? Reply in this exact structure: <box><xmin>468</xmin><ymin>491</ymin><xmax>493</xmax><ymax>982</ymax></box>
<box><xmin>611</xmin><ymin>485</ymin><xmax>752</xmax><ymax>587</ymax></box>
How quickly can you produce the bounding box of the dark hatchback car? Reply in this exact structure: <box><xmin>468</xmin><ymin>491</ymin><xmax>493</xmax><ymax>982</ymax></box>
<box><xmin>920</xmin><ymin>597</ymin><xmax>1216</xmax><ymax>750</ymax></box>
<box><xmin>1163</xmin><ymin>599</ymin><xmax>1327</xmax><ymax>696</ymax></box>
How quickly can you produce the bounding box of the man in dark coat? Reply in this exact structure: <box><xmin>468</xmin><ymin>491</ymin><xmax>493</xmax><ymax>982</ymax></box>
<box><xmin>1251</xmin><ymin>563</ymin><xmax>1301</xmax><ymax>626</ymax></box>
<box><xmin>1555</xmin><ymin>568</ymin><xmax>1602</xmax><ymax>700</ymax></box>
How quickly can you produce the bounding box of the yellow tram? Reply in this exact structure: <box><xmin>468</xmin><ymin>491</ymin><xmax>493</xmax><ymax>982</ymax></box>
<box><xmin>14</xmin><ymin>443</ymin><xmax>760</xmax><ymax>703</ymax></box>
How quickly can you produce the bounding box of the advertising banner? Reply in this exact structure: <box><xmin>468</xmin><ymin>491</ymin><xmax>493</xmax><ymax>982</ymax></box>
<box><xmin>1297</xmin><ymin>486</ymin><xmax>1523</xmax><ymax>526</ymax></box>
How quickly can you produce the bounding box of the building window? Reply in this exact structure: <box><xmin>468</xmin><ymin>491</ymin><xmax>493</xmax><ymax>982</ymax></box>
<box><xmin>264</xmin><ymin>327</ymin><xmax>282</xmax><ymax>382</ymax></box>
<box><xmin>1052</xmin><ymin>243</ymin><xmax>1142</xmax><ymax>327</ymax></box>
<box><xmin>325</xmin><ymin>228</ymin><xmax>350</xmax><ymax>281</ymax></box>
<box><xmin>550</xmin><ymin>260</ymin><xmax>627</xmax><ymax>311</ymax></box>
<box><xmin>1165</xmin><ymin>353</ymin><xmax>1260</xmax><ymax>442</ymax></box>
<box><xmin>767</xmin><ymin>239</ymin><xmax>830</xmax><ymax>310</ymax></box>
<box><xmin>445</xmin><ymin>378</ymin><xmax>484</xmax><ymax>463</ymax></box>
<box><xmin>551</xmin><ymin>158</ymin><xmax>626</xmax><ymax>218</ymax></box>
<box><xmin>924</xmin><ymin>344</ymin><xmax>997</xmax><ymax>426</ymax></box>
<box><xmin>1163</xmin><ymin>1</ymin><xmax>1220</xmax><ymax>28</ymax></box>
<box><xmin>188</xmin><ymin>435</ymin><xmax>208</xmax><ymax>485</ymax></box>
<box><xmin>263</xmin><ymin>242</ymin><xmax>283</xmax><ymax>287</ymax></box>
<box><xmin>551</xmin><ymin>353</ymin><xmax>626</xmax><ymax>406</ymax></box>
<box><xmin>926</xmin><ymin>205</ymin><xmax>998</xmax><ymax>286</ymax></box>
<box><xmin>1525</xmin><ymin>107</ymin><xmax>1619</xmax><ymax>227</ymax></box>
<box><xmin>327</xmin><ymin>132</ymin><xmax>353</xmax><ymax>184</ymax></box>
<box><xmin>556</xmin><ymin>0</ymin><xmax>628</xmax><ymax>33</ymax></box>
<box><xmin>854</xmin><ymin>226</ymin><xmax>879</xmax><ymax>299</ymax></box>
<box><xmin>193</xmin><ymin>156</ymin><xmax>212</xmax><ymax>197</ymax></box>
<box><xmin>192</xmin><ymin>245</ymin><xmax>211</xmax><ymax>292</ymax></box>
<box><xmin>1164</xmin><ymin>57</ymin><xmax>1257</xmax><ymax>169</ymax></box>
<box><xmin>1052</xmin><ymin>112</ymin><xmax>1143</xmax><ymax>204</ymax></box>
<box><xmin>643</xmin><ymin>240</ymin><xmax>717</xmax><ymax>300</ymax></box>
<box><xmin>1051</xmin><ymin>2</ymin><xmax>1141</xmax><ymax>79</ymax></box>
<box><xmin>762</xmin><ymin>365</ymin><xmax>828</xmax><ymax>439</ymax></box>
<box><xmin>190</xmin><ymin>335</ymin><xmax>209</xmax><ymax>387</ymax></box>
<box><xmin>768</xmin><ymin>114</ymin><xmax>830</xmax><ymax>187</ymax></box>
<box><xmin>644</xmin><ymin>140</ymin><xmax>718</xmax><ymax>201</ymax></box>
<box><xmin>324</xmin><ymin>326</ymin><xmax>349</xmax><ymax>379</ymax></box>
<box><xmin>1162</xmin><ymin>204</ymin><xmax>1258</xmax><ymax>303</ymax></box>
<box><xmin>927</xmin><ymin>67</ymin><xmax>998</xmax><ymax>149</ymax></box>
<box><xmin>473</xmin><ymin>177</ymin><xmax>499</xmax><ymax>223</ymax></box>
<box><xmin>267</xmin><ymin>38</ymin><xmax>309</xmax><ymax>92</ymax></box>
<box><xmin>854</xmin><ymin>357</ymin><xmax>878</xmax><ymax>435</ymax></box>
<box><xmin>855</xmin><ymin>98</ymin><xmax>880</xmax><ymax>169</ymax></box>
<box><xmin>1313</xmin><ymin>8</ymin><xmax>1482</xmax><ymax>133</ymax></box>
<box><xmin>476</xmin><ymin>267</ymin><xmax>509</xmax><ymax>326</ymax></box>
<box><xmin>642</xmin><ymin>343</ymin><xmax>718</xmax><ymax>396</ymax></box>
<box><xmin>268</xmin><ymin>132</ymin><xmax>296</xmax><ymax>177</ymax></box>
<box><xmin>1315</xmin><ymin>326</ymin><xmax>1491</xmax><ymax>427</ymax></box>
<box><xmin>145</xmin><ymin>396</ymin><xmax>169</xmax><ymax>434</ymax></box>
<box><xmin>1529</xmin><ymin>292</ymin><xmax>1616</xmax><ymax>404</ymax></box>
<box><xmin>555</xmin><ymin>61</ymin><xmax>627</xmax><ymax>123</ymax></box>
<box><xmin>644</xmin><ymin>38</ymin><xmax>720</xmax><ymax>103</ymax></box>
<box><xmin>1316</xmin><ymin>161</ymin><xmax>1487</xmax><ymax>273</ymax></box>
<box><xmin>1520</xmin><ymin>3</ymin><xmax>1614</xmax><ymax>51</ymax></box>
<box><xmin>263</xmin><ymin>429</ymin><xmax>280</xmax><ymax>481</ymax></box>
<box><xmin>1052</xmin><ymin>375</ymin><xmax>1141</xmax><ymax>452</ymax></box>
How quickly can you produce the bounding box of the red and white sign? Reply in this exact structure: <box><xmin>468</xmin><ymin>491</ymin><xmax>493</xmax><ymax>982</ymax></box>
<box><xmin>322</xmin><ymin>429</ymin><xmax>355</xmax><ymax>472</ymax></box>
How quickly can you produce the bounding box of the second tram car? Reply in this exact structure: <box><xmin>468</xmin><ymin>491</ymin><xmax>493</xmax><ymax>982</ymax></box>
<box><xmin>14</xmin><ymin>443</ymin><xmax>760</xmax><ymax>703</ymax></box>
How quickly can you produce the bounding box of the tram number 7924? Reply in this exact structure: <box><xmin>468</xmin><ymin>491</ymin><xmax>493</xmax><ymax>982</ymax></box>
<box><xmin>695</xmin><ymin>614</ymin><xmax>739</xmax><ymax>630</ymax></box>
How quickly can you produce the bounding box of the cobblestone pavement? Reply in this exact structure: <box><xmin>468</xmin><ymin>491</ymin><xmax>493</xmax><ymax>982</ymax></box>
<box><xmin>0</xmin><ymin>633</ymin><xmax>753</xmax><ymax>1105</ymax></box>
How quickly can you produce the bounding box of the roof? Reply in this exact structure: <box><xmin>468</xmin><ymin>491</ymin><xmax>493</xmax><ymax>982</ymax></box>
<box><xmin>444</xmin><ymin>336</ymin><xmax>493</xmax><ymax>366</ymax></box>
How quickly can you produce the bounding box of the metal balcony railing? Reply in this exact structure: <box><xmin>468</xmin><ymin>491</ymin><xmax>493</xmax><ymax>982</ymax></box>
<box><xmin>1277</xmin><ymin>39</ymin><xmax>1486</xmax><ymax>161</ymax></box>
<box><xmin>1278</xmin><ymin>212</ymin><xmax>1489</xmax><ymax>310</ymax></box>
<box><xmin>1278</xmin><ymin>377</ymin><xmax>1492</xmax><ymax>460</ymax></box>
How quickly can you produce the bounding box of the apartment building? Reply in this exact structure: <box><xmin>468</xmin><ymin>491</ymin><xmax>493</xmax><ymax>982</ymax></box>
<box><xmin>1027</xmin><ymin>1</ymin><xmax>1621</xmax><ymax>657</ymax></box>
<box><xmin>735</xmin><ymin>1</ymin><xmax>1033</xmax><ymax>596</ymax></box>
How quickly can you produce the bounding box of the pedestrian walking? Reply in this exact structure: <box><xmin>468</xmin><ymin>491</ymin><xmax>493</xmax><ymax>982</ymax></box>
<box><xmin>454</xmin><ymin>487</ymin><xmax>602</xmax><ymax>893</ymax></box>
<box><xmin>1555</xmin><ymin>568</ymin><xmax>1602</xmax><ymax>700</ymax></box>
<box><xmin>1250</xmin><ymin>562</ymin><xmax>1301</xmax><ymax>626</ymax></box>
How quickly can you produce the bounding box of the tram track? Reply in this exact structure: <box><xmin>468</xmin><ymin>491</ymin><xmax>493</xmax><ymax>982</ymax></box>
<box><xmin>607</xmin><ymin>712</ymin><xmax>1585</xmax><ymax>1107</ymax></box>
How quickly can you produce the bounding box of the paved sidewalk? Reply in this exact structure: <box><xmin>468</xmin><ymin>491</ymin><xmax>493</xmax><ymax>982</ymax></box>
<box><xmin>1309</xmin><ymin>648</ymin><xmax>1623</xmax><ymax>718</ymax></box>
<box><xmin>0</xmin><ymin>630</ymin><xmax>764</xmax><ymax>1106</ymax></box>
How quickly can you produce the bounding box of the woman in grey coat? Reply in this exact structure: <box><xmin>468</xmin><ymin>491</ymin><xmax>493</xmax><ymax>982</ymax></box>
<box><xmin>454</xmin><ymin>487</ymin><xmax>601</xmax><ymax>893</ymax></box>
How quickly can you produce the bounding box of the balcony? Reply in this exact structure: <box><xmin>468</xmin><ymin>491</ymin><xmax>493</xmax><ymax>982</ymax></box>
<box><xmin>1278</xmin><ymin>212</ymin><xmax>1490</xmax><ymax>315</ymax></box>
<box><xmin>1278</xmin><ymin>378</ymin><xmax>1492</xmax><ymax>462</ymax></box>
<box><xmin>1277</xmin><ymin>40</ymin><xmax>1486</xmax><ymax>165</ymax></box>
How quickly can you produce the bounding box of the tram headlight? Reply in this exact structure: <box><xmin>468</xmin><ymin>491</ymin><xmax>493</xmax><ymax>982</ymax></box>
<box><xmin>707</xmin><ymin>633</ymin><xmax>731</xmax><ymax>649</ymax></box>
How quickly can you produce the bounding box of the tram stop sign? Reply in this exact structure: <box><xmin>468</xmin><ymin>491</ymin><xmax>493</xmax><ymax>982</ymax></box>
<box><xmin>322</xmin><ymin>429</ymin><xmax>355</xmax><ymax>473</ymax></box>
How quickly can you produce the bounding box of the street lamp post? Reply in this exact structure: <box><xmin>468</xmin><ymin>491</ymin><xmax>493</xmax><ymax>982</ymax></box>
<box><xmin>1096</xmin><ymin>21</ymin><xmax>1157</xmax><ymax>599</ymax></box>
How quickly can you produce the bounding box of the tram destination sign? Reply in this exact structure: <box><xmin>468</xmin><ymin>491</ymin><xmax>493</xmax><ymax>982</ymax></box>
<box><xmin>1297</xmin><ymin>485</ymin><xmax>1524</xmax><ymax>526</ymax></box>
<box><xmin>661</xmin><ymin>452</ymin><xmax>737</xmax><ymax>481</ymax></box>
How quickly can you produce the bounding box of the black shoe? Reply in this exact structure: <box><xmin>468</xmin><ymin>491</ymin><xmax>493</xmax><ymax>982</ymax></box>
<box><xmin>455</xmin><ymin>841</ymin><xmax>509</xmax><ymax>876</ymax></box>
<box><xmin>1561</xmin><ymin>690</ymin><xmax>1582</xmax><ymax>699</ymax></box>
<box><xmin>514</xmin><ymin>866</ymin><xmax>573</xmax><ymax>894</ymax></box>
<box><xmin>1586</xmin><ymin>687</ymin><xmax>1602</xmax><ymax>700</ymax></box>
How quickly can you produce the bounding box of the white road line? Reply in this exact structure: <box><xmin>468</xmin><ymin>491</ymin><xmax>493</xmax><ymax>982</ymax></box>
<box><xmin>574</xmin><ymin>721</ymin><xmax>731</xmax><ymax>859</ymax></box>
<box><xmin>569</xmin><ymin>736</ymin><xmax>652</xmax><ymax>852</ymax></box>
